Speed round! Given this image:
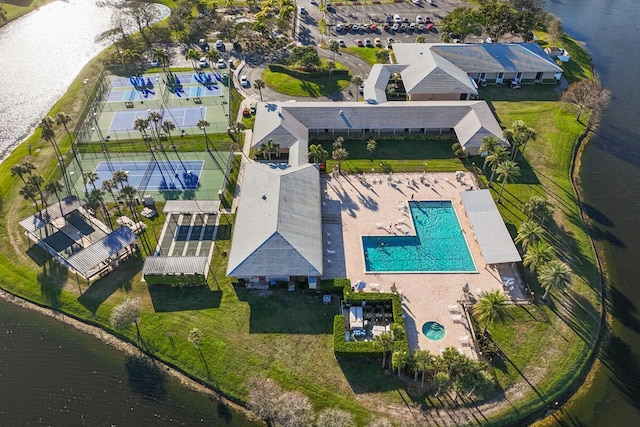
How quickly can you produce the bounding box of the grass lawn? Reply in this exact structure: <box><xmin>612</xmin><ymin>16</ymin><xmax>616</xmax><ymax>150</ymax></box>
<box><xmin>262</xmin><ymin>61</ymin><xmax>351</xmax><ymax>97</ymax></box>
<box><xmin>341</xmin><ymin>46</ymin><xmax>387</xmax><ymax>66</ymax></box>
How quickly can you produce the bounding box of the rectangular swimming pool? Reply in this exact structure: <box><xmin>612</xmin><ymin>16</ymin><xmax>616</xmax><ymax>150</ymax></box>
<box><xmin>362</xmin><ymin>201</ymin><xmax>476</xmax><ymax>273</ymax></box>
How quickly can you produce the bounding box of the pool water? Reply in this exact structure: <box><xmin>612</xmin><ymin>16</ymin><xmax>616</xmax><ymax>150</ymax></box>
<box><xmin>422</xmin><ymin>321</ymin><xmax>446</xmax><ymax>340</ymax></box>
<box><xmin>362</xmin><ymin>201</ymin><xmax>475</xmax><ymax>272</ymax></box>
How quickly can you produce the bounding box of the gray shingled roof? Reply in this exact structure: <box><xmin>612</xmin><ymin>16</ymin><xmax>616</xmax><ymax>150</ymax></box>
<box><xmin>226</xmin><ymin>163</ymin><xmax>322</xmax><ymax>278</ymax></box>
<box><xmin>163</xmin><ymin>200</ymin><xmax>220</xmax><ymax>213</ymax></box>
<box><xmin>400</xmin><ymin>49</ymin><xmax>477</xmax><ymax>95</ymax></box>
<box><xmin>459</xmin><ymin>190</ymin><xmax>521</xmax><ymax>264</ymax></box>
<box><xmin>142</xmin><ymin>256</ymin><xmax>209</xmax><ymax>275</ymax></box>
<box><xmin>250</xmin><ymin>101</ymin><xmax>505</xmax><ymax>155</ymax></box>
<box><xmin>363</xmin><ymin>64</ymin><xmax>407</xmax><ymax>104</ymax></box>
<box><xmin>66</xmin><ymin>226</ymin><xmax>136</xmax><ymax>276</ymax></box>
<box><xmin>19</xmin><ymin>195</ymin><xmax>84</xmax><ymax>233</ymax></box>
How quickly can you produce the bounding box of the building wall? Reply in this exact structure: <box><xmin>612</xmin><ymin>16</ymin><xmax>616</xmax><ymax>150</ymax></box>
<box><xmin>409</xmin><ymin>93</ymin><xmax>467</xmax><ymax>101</ymax></box>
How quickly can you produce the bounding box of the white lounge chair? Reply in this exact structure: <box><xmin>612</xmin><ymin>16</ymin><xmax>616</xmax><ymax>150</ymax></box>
<box><xmin>376</xmin><ymin>222</ymin><xmax>385</xmax><ymax>229</ymax></box>
<box><xmin>327</xmin><ymin>249</ymin><xmax>336</xmax><ymax>254</ymax></box>
<box><xmin>451</xmin><ymin>314</ymin><xmax>463</xmax><ymax>323</ymax></box>
<box><xmin>447</xmin><ymin>304</ymin><xmax>460</xmax><ymax>313</ymax></box>
<box><xmin>458</xmin><ymin>335</ymin><xmax>470</xmax><ymax>345</ymax></box>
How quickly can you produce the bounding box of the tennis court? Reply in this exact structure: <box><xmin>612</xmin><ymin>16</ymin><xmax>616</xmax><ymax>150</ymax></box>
<box><xmin>106</xmin><ymin>89</ymin><xmax>158</xmax><ymax>103</ymax></box>
<box><xmin>109</xmin><ymin>107</ymin><xmax>205</xmax><ymax>132</ymax></box>
<box><xmin>94</xmin><ymin>159</ymin><xmax>204</xmax><ymax>192</ymax></box>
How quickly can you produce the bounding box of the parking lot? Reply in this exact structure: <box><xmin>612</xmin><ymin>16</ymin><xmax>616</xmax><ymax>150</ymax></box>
<box><xmin>299</xmin><ymin>0</ymin><xmax>467</xmax><ymax>47</ymax></box>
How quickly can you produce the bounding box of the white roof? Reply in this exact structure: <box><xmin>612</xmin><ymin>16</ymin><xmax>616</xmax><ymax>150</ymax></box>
<box><xmin>163</xmin><ymin>200</ymin><xmax>220</xmax><ymax>213</ymax></box>
<box><xmin>19</xmin><ymin>195</ymin><xmax>84</xmax><ymax>233</ymax></box>
<box><xmin>226</xmin><ymin>163</ymin><xmax>322</xmax><ymax>278</ymax></box>
<box><xmin>459</xmin><ymin>190</ymin><xmax>521</xmax><ymax>264</ymax></box>
<box><xmin>143</xmin><ymin>256</ymin><xmax>209</xmax><ymax>275</ymax></box>
<box><xmin>66</xmin><ymin>226</ymin><xmax>137</xmax><ymax>275</ymax></box>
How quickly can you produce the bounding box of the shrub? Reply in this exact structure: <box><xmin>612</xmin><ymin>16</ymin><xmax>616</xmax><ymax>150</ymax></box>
<box><xmin>451</xmin><ymin>142</ymin><xmax>462</xmax><ymax>152</ymax></box>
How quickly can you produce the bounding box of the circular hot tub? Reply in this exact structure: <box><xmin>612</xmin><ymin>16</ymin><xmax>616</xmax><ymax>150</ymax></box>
<box><xmin>422</xmin><ymin>321</ymin><xmax>445</xmax><ymax>341</ymax></box>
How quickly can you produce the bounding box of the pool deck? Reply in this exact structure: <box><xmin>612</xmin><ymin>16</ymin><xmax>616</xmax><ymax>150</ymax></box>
<box><xmin>322</xmin><ymin>171</ymin><xmax>528</xmax><ymax>358</ymax></box>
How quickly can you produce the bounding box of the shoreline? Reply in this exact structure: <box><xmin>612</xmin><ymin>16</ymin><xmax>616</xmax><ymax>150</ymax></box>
<box><xmin>0</xmin><ymin>287</ymin><xmax>262</xmax><ymax>425</ymax></box>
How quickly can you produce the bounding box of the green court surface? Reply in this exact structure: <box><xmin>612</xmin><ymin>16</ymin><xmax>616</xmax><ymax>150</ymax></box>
<box><xmin>66</xmin><ymin>149</ymin><xmax>230</xmax><ymax>201</ymax></box>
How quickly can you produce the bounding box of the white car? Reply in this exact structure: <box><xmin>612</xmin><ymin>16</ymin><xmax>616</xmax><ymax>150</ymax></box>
<box><xmin>198</xmin><ymin>57</ymin><xmax>209</xmax><ymax>68</ymax></box>
<box><xmin>416</xmin><ymin>15</ymin><xmax>424</xmax><ymax>24</ymax></box>
<box><xmin>240</xmin><ymin>75</ymin><xmax>250</xmax><ymax>87</ymax></box>
<box><xmin>393</xmin><ymin>14</ymin><xmax>402</xmax><ymax>23</ymax></box>
<box><xmin>412</xmin><ymin>0</ymin><xmax>421</xmax><ymax>4</ymax></box>
<box><xmin>217</xmin><ymin>58</ymin><xmax>226</xmax><ymax>69</ymax></box>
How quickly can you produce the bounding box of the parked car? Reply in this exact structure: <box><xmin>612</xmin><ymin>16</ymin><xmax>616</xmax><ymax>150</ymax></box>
<box><xmin>198</xmin><ymin>57</ymin><xmax>209</xmax><ymax>68</ymax></box>
<box><xmin>399</xmin><ymin>23</ymin><xmax>408</xmax><ymax>32</ymax></box>
<box><xmin>326</xmin><ymin>2</ymin><xmax>335</xmax><ymax>13</ymax></box>
<box><xmin>240</xmin><ymin>75</ymin><xmax>250</xmax><ymax>87</ymax></box>
<box><xmin>409</xmin><ymin>23</ymin><xmax>417</xmax><ymax>31</ymax></box>
<box><xmin>391</xmin><ymin>23</ymin><xmax>399</xmax><ymax>32</ymax></box>
<box><xmin>199</xmin><ymin>39</ymin><xmax>210</xmax><ymax>51</ymax></box>
<box><xmin>352</xmin><ymin>23</ymin><xmax>361</xmax><ymax>32</ymax></box>
<box><xmin>364</xmin><ymin>38</ymin><xmax>373</xmax><ymax>47</ymax></box>
<box><xmin>393</xmin><ymin>14</ymin><xmax>401</xmax><ymax>23</ymax></box>
<box><xmin>427</xmin><ymin>22</ymin><xmax>434</xmax><ymax>31</ymax></box>
<box><xmin>355</xmin><ymin>39</ymin><xmax>364</xmax><ymax>47</ymax></box>
<box><xmin>299</xmin><ymin>7</ymin><xmax>307</xmax><ymax>14</ymax></box>
<box><xmin>338</xmin><ymin>39</ymin><xmax>347</xmax><ymax>47</ymax></box>
<box><xmin>416</xmin><ymin>15</ymin><xmax>424</xmax><ymax>24</ymax></box>
<box><xmin>336</xmin><ymin>23</ymin><xmax>344</xmax><ymax>31</ymax></box>
<box><xmin>215</xmin><ymin>39</ymin><xmax>224</xmax><ymax>50</ymax></box>
<box><xmin>383</xmin><ymin>22</ymin><xmax>390</xmax><ymax>31</ymax></box>
<box><xmin>149</xmin><ymin>59</ymin><xmax>159</xmax><ymax>67</ymax></box>
<box><xmin>417</xmin><ymin>24</ymin><xmax>426</xmax><ymax>32</ymax></box>
<box><xmin>216</xmin><ymin>58</ymin><xmax>226</xmax><ymax>68</ymax></box>
<box><xmin>412</xmin><ymin>0</ymin><xmax>421</xmax><ymax>4</ymax></box>
<box><xmin>369</xmin><ymin>23</ymin><xmax>378</xmax><ymax>32</ymax></box>
<box><xmin>374</xmin><ymin>37</ymin><xmax>382</xmax><ymax>47</ymax></box>
<box><xmin>402</xmin><ymin>17</ymin><xmax>410</xmax><ymax>24</ymax></box>
<box><xmin>385</xmin><ymin>15</ymin><xmax>393</xmax><ymax>23</ymax></box>
<box><xmin>250</xmin><ymin>103</ymin><xmax>257</xmax><ymax>114</ymax></box>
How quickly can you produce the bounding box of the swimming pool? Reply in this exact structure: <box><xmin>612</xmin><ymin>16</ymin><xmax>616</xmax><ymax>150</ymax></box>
<box><xmin>362</xmin><ymin>201</ymin><xmax>476</xmax><ymax>273</ymax></box>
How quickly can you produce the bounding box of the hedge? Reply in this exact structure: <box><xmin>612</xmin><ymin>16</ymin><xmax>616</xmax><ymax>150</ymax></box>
<box><xmin>267</xmin><ymin>63</ymin><xmax>350</xmax><ymax>79</ymax></box>
<box><xmin>145</xmin><ymin>274</ymin><xmax>207</xmax><ymax>286</ymax></box>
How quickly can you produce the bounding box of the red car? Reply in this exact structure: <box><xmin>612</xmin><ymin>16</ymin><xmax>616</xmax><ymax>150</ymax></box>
<box><xmin>369</xmin><ymin>23</ymin><xmax>378</xmax><ymax>32</ymax></box>
<box><xmin>355</xmin><ymin>39</ymin><xmax>364</xmax><ymax>47</ymax></box>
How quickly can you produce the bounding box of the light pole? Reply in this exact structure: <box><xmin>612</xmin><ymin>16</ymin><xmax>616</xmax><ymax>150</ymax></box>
<box><xmin>200</xmin><ymin>125</ymin><xmax>210</xmax><ymax>152</ymax></box>
<box><xmin>81</xmin><ymin>78</ymin><xmax>90</xmax><ymax>100</ymax></box>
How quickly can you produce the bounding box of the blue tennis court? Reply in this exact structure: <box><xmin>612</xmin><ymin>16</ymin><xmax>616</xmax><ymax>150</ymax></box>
<box><xmin>111</xmin><ymin>75</ymin><xmax>157</xmax><ymax>88</ymax></box>
<box><xmin>94</xmin><ymin>160</ymin><xmax>204</xmax><ymax>192</ymax></box>
<box><xmin>170</xmin><ymin>86</ymin><xmax>222</xmax><ymax>98</ymax></box>
<box><xmin>106</xmin><ymin>89</ymin><xmax>157</xmax><ymax>102</ymax></box>
<box><xmin>109</xmin><ymin>107</ymin><xmax>206</xmax><ymax>131</ymax></box>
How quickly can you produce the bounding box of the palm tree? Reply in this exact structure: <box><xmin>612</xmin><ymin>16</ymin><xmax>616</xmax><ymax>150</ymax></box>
<box><xmin>152</xmin><ymin>47</ymin><xmax>170</xmax><ymax>68</ymax></box>
<box><xmin>134</xmin><ymin>117</ymin><xmax>150</xmax><ymax>140</ymax></box>
<box><xmin>332</xmin><ymin>136</ymin><xmax>344</xmax><ymax>151</ymax></box>
<box><xmin>27</xmin><ymin>174</ymin><xmax>46</xmax><ymax>208</ymax></box>
<box><xmin>89</xmin><ymin>188</ymin><xmax>110</xmax><ymax>227</ymax></box>
<box><xmin>484</xmin><ymin>146</ymin><xmax>509</xmax><ymax>185</ymax></box>
<box><xmin>148</xmin><ymin>111</ymin><xmax>163</xmax><ymax>143</ymax></box>
<box><xmin>538</xmin><ymin>259</ymin><xmax>572</xmax><ymax>301</ymax></box>
<box><xmin>375</xmin><ymin>331</ymin><xmax>395</xmax><ymax>369</ymax></box>
<box><xmin>366</xmin><ymin>138</ymin><xmax>377</xmax><ymax>160</ymax></box>
<box><xmin>523</xmin><ymin>195</ymin><xmax>554</xmax><ymax>224</ymax></box>
<box><xmin>473</xmin><ymin>290</ymin><xmax>508</xmax><ymax>333</ymax></box>
<box><xmin>197</xmin><ymin>119</ymin><xmax>211</xmax><ymax>151</ymax></box>
<box><xmin>119</xmin><ymin>185</ymin><xmax>139</xmax><ymax>221</ymax></box>
<box><xmin>55</xmin><ymin>112</ymin><xmax>82</xmax><ymax>174</ymax></box>
<box><xmin>205</xmin><ymin>48</ymin><xmax>220</xmax><ymax>66</ymax></box>
<box><xmin>19</xmin><ymin>183</ymin><xmax>40</xmax><ymax>212</ymax></box>
<box><xmin>392</xmin><ymin>349</ymin><xmax>409</xmax><ymax>378</ymax></box>
<box><xmin>412</xmin><ymin>349</ymin><xmax>434</xmax><ymax>388</ymax></box>
<box><xmin>479</xmin><ymin>136</ymin><xmax>501</xmax><ymax>158</ymax></box>
<box><xmin>161</xmin><ymin>120</ymin><xmax>177</xmax><ymax>148</ymax></box>
<box><xmin>102</xmin><ymin>179</ymin><xmax>123</xmax><ymax>218</ymax></box>
<box><xmin>112</xmin><ymin>170</ymin><xmax>129</xmax><ymax>190</ymax></box>
<box><xmin>329</xmin><ymin>39</ymin><xmax>340</xmax><ymax>60</ymax></box>
<box><xmin>495</xmin><ymin>160</ymin><xmax>520</xmax><ymax>204</ymax></box>
<box><xmin>253</xmin><ymin>79</ymin><xmax>265</xmax><ymax>102</ymax></box>
<box><xmin>434</xmin><ymin>371</ymin><xmax>451</xmax><ymax>397</ymax></box>
<box><xmin>514</xmin><ymin>220</ymin><xmax>544</xmax><ymax>251</ymax></box>
<box><xmin>523</xmin><ymin>240</ymin><xmax>555</xmax><ymax>273</ymax></box>
<box><xmin>11</xmin><ymin>162</ymin><xmax>36</xmax><ymax>184</ymax></box>
<box><xmin>503</xmin><ymin>120</ymin><xmax>536</xmax><ymax>160</ymax></box>
<box><xmin>308</xmin><ymin>143</ymin><xmax>328</xmax><ymax>164</ymax></box>
<box><xmin>44</xmin><ymin>180</ymin><xmax>64</xmax><ymax>206</ymax></box>
<box><xmin>83</xmin><ymin>171</ymin><xmax>100</xmax><ymax>191</ymax></box>
<box><xmin>351</xmin><ymin>75</ymin><xmax>363</xmax><ymax>101</ymax></box>
<box><xmin>327</xmin><ymin>60</ymin><xmax>336</xmax><ymax>83</ymax></box>
<box><xmin>259</xmin><ymin>139</ymin><xmax>280</xmax><ymax>161</ymax></box>
<box><xmin>332</xmin><ymin>147</ymin><xmax>349</xmax><ymax>172</ymax></box>
<box><xmin>40</xmin><ymin>117</ymin><xmax>67</xmax><ymax>184</ymax></box>
<box><xmin>185</xmin><ymin>48</ymin><xmax>201</xmax><ymax>69</ymax></box>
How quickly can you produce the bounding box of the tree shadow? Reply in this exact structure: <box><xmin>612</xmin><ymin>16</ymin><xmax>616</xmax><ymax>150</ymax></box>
<box><xmin>37</xmin><ymin>259</ymin><xmax>67</xmax><ymax>309</ymax></box>
<box><xmin>600</xmin><ymin>334</ymin><xmax>640</xmax><ymax>412</ymax></box>
<box><xmin>581</xmin><ymin>202</ymin><xmax>613</xmax><ymax>227</ymax></box>
<box><xmin>335</xmin><ymin>355</ymin><xmax>402</xmax><ymax>394</ymax></box>
<box><xmin>608</xmin><ymin>287</ymin><xmax>640</xmax><ymax>333</ymax></box>
<box><xmin>547</xmin><ymin>289</ymin><xmax>599</xmax><ymax>345</ymax></box>
<box><xmin>78</xmin><ymin>255</ymin><xmax>142</xmax><ymax>313</ymax></box>
<box><xmin>124</xmin><ymin>355</ymin><xmax>167</xmax><ymax>399</ymax></box>
<box><xmin>236</xmin><ymin>287</ymin><xmax>336</xmax><ymax>334</ymax></box>
<box><xmin>27</xmin><ymin>244</ymin><xmax>50</xmax><ymax>267</ymax></box>
<box><xmin>148</xmin><ymin>284</ymin><xmax>222</xmax><ymax>312</ymax></box>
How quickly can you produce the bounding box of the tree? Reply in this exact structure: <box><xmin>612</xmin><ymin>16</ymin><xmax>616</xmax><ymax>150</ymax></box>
<box><xmin>89</xmin><ymin>188</ymin><xmax>110</xmax><ymax>227</ymax></box>
<box><xmin>109</xmin><ymin>297</ymin><xmax>142</xmax><ymax>335</ymax></box>
<box><xmin>328</xmin><ymin>39</ymin><xmax>340</xmax><ymax>61</ymax></box>
<box><xmin>479</xmin><ymin>136</ymin><xmax>502</xmax><ymax>158</ymax></box>
<box><xmin>496</xmin><ymin>160</ymin><xmax>520</xmax><ymax>204</ymax></box>
<box><xmin>391</xmin><ymin>349</ymin><xmax>409</xmax><ymax>378</ymax></box>
<box><xmin>40</xmin><ymin>116</ymin><xmax>66</xmax><ymax>177</ymax></box>
<box><xmin>55</xmin><ymin>112</ymin><xmax>81</xmax><ymax>173</ymax></box>
<box><xmin>561</xmin><ymin>76</ymin><xmax>612</xmax><ymax>124</ymax></box>
<box><xmin>367</xmin><ymin>419</ymin><xmax>393</xmax><ymax>427</ymax></box>
<box><xmin>538</xmin><ymin>259</ymin><xmax>572</xmax><ymax>301</ymax></box>
<box><xmin>152</xmin><ymin>47</ymin><xmax>170</xmax><ymax>68</ymax></box>
<box><xmin>274</xmin><ymin>391</ymin><xmax>313</xmax><ymax>427</ymax></box>
<box><xmin>185</xmin><ymin>48</ymin><xmax>201</xmax><ymax>69</ymax></box>
<box><xmin>83</xmin><ymin>171</ymin><xmax>100</xmax><ymax>191</ymax></box>
<box><xmin>197</xmin><ymin>119</ymin><xmax>211</xmax><ymax>151</ymax></box>
<box><xmin>366</xmin><ymin>138</ymin><xmax>377</xmax><ymax>160</ymax></box>
<box><xmin>375</xmin><ymin>50</ymin><xmax>389</xmax><ymax>63</ymax></box>
<box><xmin>480</xmin><ymin>2</ymin><xmax>519</xmax><ymax>42</ymax></box>
<box><xmin>112</xmin><ymin>170</ymin><xmax>130</xmax><ymax>190</ymax></box>
<box><xmin>416</xmin><ymin>35</ymin><xmax>426</xmax><ymax>43</ymax></box>
<box><xmin>27</xmin><ymin>174</ymin><xmax>46</xmax><ymax>208</ymax></box>
<box><xmin>308</xmin><ymin>143</ymin><xmax>328</xmax><ymax>164</ymax></box>
<box><xmin>101</xmin><ymin>179</ymin><xmax>123</xmax><ymax>218</ymax></box>
<box><xmin>134</xmin><ymin>117</ymin><xmax>150</xmax><ymax>140</ymax></box>
<box><xmin>412</xmin><ymin>349</ymin><xmax>434</xmax><ymax>389</ymax></box>
<box><xmin>44</xmin><ymin>180</ymin><xmax>64</xmax><ymax>206</ymax></box>
<box><xmin>253</xmin><ymin>78</ymin><xmax>266</xmax><ymax>102</ymax></box>
<box><xmin>259</xmin><ymin>138</ymin><xmax>280</xmax><ymax>161</ymax></box>
<box><xmin>11</xmin><ymin>162</ymin><xmax>36</xmax><ymax>184</ymax></box>
<box><xmin>503</xmin><ymin>120</ymin><xmax>536</xmax><ymax>160</ymax></box>
<box><xmin>332</xmin><ymin>136</ymin><xmax>344</xmax><ymax>151</ymax></box>
<box><xmin>326</xmin><ymin>60</ymin><xmax>336</xmax><ymax>83</ymax></box>
<box><xmin>434</xmin><ymin>371</ymin><xmax>451</xmax><ymax>397</ymax></box>
<box><xmin>161</xmin><ymin>120</ymin><xmax>177</xmax><ymax>148</ymax></box>
<box><xmin>375</xmin><ymin>331</ymin><xmax>395</xmax><ymax>369</ymax></box>
<box><xmin>247</xmin><ymin>376</ymin><xmax>282</xmax><ymax>423</ymax></box>
<box><xmin>473</xmin><ymin>290</ymin><xmax>509</xmax><ymax>333</ymax></box>
<box><xmin>188</xmin><ymin>327</ymin><xmax>202</xmax><ymax>348</ymax></box>
<box><xmin>523</xmin><ymin>240</ymin><xmax>555</xmax><ymax>273</ymax></box>
<box><xmin>290</xmin><ymin>46</ymin><xmax>321</xmax><ymax>71</ymax></box>
<box><xmin>547</xmin><ymin>16</ymin><xmax>564</xmax><ymax>45</ymax></box>
<box><xmin>332</xmin><ymin>147</ymin><xmax>349</xmax><ymax>172</ymax></box>
<box><xmin>484</xmin><ymin>146</ymin><xmax>509</xmax><ymax>185</ymax></box>
<box><xmin>440</xmin><ymin>7</ymin><xmax>483</xmax><ymax>43</ymax></box>
<box><xmin>515</xmin><ymin>220</ymin><xmax>544</xmax><ymax>251</ymax></box>
<box><xmin>350</xmin><ymin>75</ymin><xmax>363</xmax><ymax>101</ymax></box>
<box><xmin>19</xmin><ymin>183</ymin><xmax>40</xmax><ymax>212</ymax></box>
<box><xmin>316</xmin><ymin>408</ymin><xmax>354</xmax><ymax>427</ymax></box>
<box><xmin>205</xmin><ymin>48</ymin><xmax>221</xmax><ymax>65</ymax></box>
<box><xmin>523</xmin><ymin>195</ymin><xmax>554</xmax><ymax>224</ymax></box>
<box><xmin>119</xmin><ymin>185</ymin><xmax>140</xmax><ymax>222</ymax></box>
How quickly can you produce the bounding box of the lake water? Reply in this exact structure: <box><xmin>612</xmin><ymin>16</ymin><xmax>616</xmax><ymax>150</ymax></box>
<box><xmin>544</xmin><ymin>0</ymin><xmax>640</xmax><ymax>425</ymax></box>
